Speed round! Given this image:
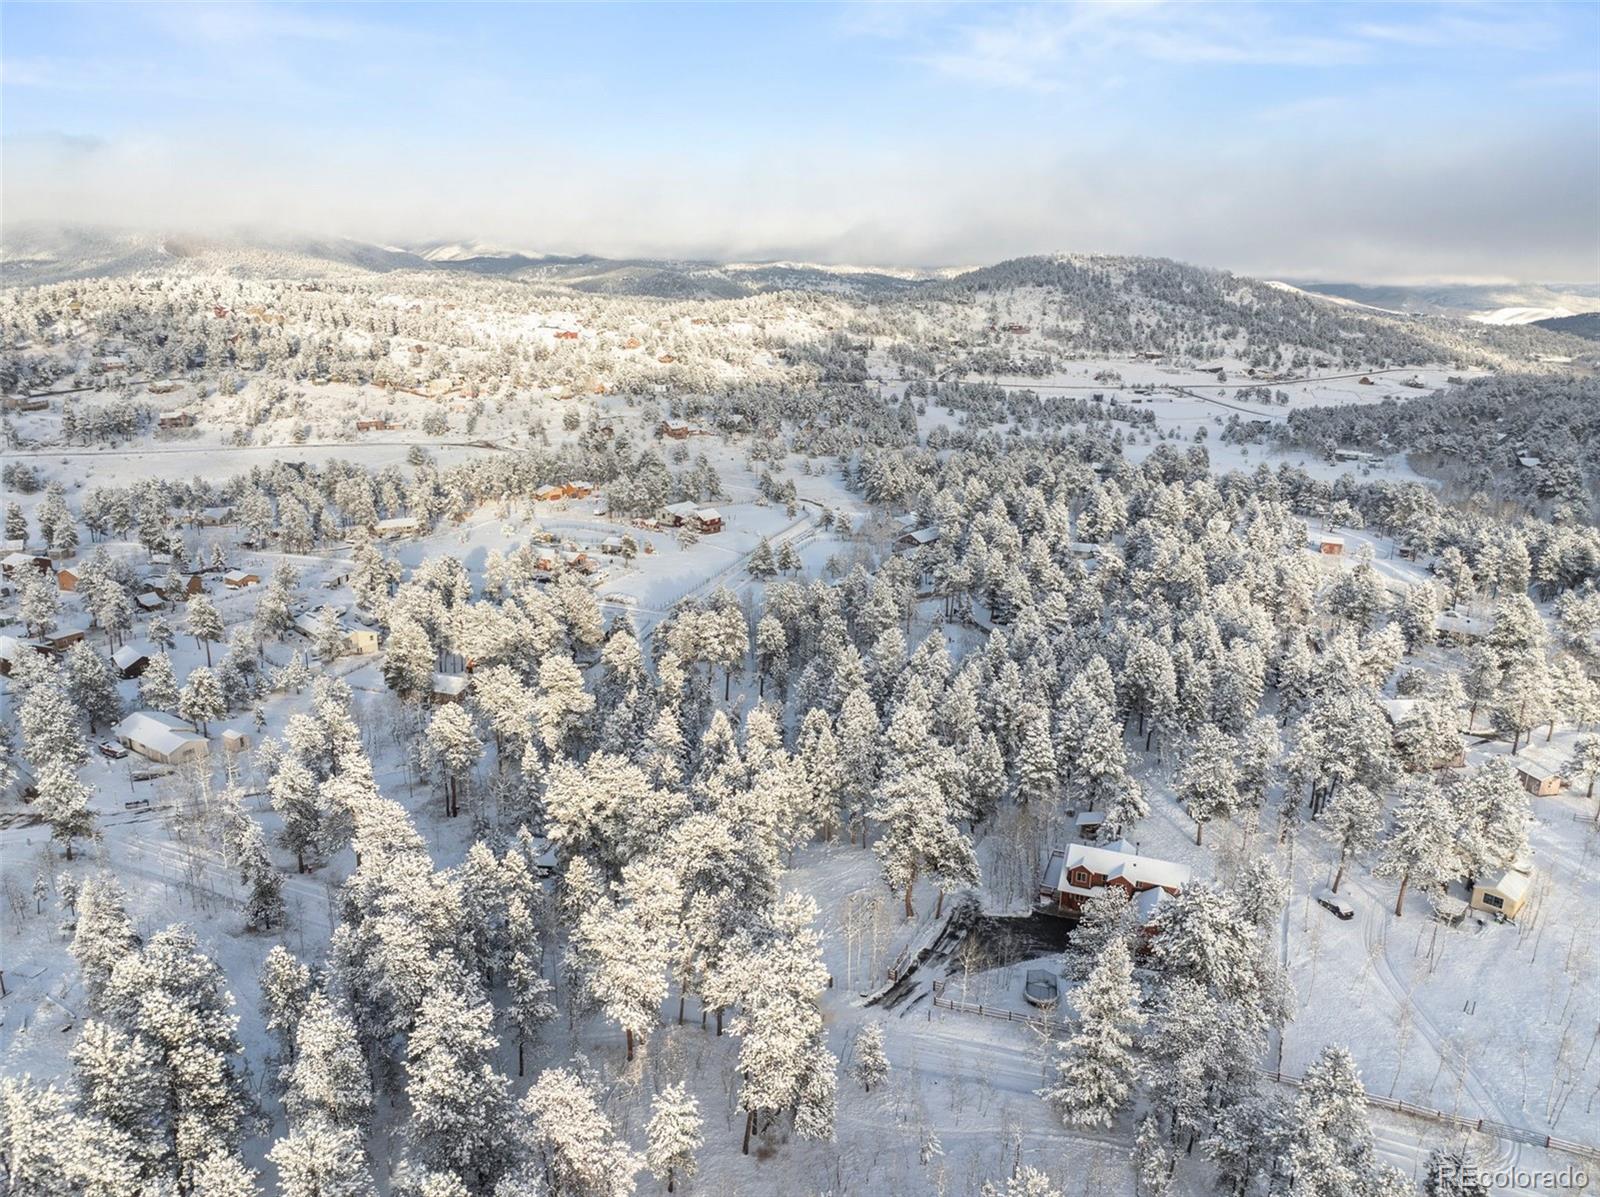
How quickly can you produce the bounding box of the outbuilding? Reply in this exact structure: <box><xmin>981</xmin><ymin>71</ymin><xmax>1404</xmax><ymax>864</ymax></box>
<box><xmin>1470</xmin><ymin>867</ymin><xmax>1532</xmax><ymax>920</ymax></box>
<box><xmin>431</xmin><ymin>672</ymin><xmax>470</xmax><ymax>704</ymax></box>
<box><xmin>112</xmin><ymin>646</ymin><xmax>151</xmax><ymax>679</ymax></box>
<box><xmin>1512</xmin><ymin>756</ymin><xmax>1565</xmax><ymax>797</ymax></box>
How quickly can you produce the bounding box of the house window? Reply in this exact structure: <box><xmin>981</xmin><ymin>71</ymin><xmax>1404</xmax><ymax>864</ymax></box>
<box><xmin>1071</xmin><ymin>869</ymin><xmax>1089</xmax><ymax>886</ymax></box>
<box><xmin>1481</xmin><ymin>893</ymin><xmax>1503</xmax><ymax>909</ymax></box>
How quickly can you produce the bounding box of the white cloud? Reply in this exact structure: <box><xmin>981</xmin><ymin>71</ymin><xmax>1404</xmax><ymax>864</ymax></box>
<box><xmin>4</xmin><ymin>115</ymin><xmax>1592</xmax><ymax>283</ymax></box>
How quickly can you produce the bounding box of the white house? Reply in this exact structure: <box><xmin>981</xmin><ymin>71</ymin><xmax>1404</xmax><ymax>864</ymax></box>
<box><xmin>114</xmin><ymin>711</ymin><xmax>210</xmax><ymax>765</ymax></box>
<box><xmin>292</xmin><ymin>608</ymin><xmax>379</xmax><ymax>655</ymax></box>
<box><xmin>374</xmin><ymin>516</ymin><xmax>421</xmax><ymax>539</ymax></box>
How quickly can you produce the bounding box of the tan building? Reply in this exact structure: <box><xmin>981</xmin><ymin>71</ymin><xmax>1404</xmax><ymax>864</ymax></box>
<box><xmin>1470</xmin><ymin>866</ymin><xmax>1532</xmax><ymax>920</ymax></box>
<box><xmin>114</xmin><ymin>711</ymin><xmax>210</xmax><ymax>765</ymax></box>
<box><xmin>1512</xmin><ymin>757</ymin><xmax>1565</xmax><ymax>797</ymax></box>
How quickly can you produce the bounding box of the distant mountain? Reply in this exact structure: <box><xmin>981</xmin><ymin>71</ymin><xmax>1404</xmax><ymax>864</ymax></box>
<box><xmin>1289</xmin><ymin>280</ymin><xmax>1600</xmax><ymax>325</ymax></box>
<box><xmin>2</xmin><ymin>228</ymin><xmax>1592</xmax><ymax>368</ymax></box>
<box><xmin>1532</xmin><ymin>312</ymin><xmax>1600</xmax><ymax>342</ymax></box>
<box><xmin>0</xmin><ymin>225</ymin><xmax>951</xmax><ymax>298</ymax></box>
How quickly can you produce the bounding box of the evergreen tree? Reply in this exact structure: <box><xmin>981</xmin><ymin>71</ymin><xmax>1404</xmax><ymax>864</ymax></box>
<box><xmin>851</xmin><ymin>1022</ymin><xmax>890</xmax><ymax>1094</ymax></box>
<box><xmin>646</xmin><ymin>1083</ymin><xmax>704</xmax><ymax>1194</ymax></box>
<box><xmin>34</xmin><ymin>760</ymin><xmax>94</xmax><ymax>860</ymax></box>
<box><xmin>63</xmin><ymin>643</ymin><xmax>122</xmax><ymax>733</ymax></box>
<box><xmin>179</xmin><ymin>665</ymin><xmax>226</xmax><ymax>735</ymax></box>
<box><xmin>1320</xmin><ymin>782</ymin><xmax>1382</xmax><ymax>893</ymax></box>
<box><xmin>139</xmin><ymin>653</ymin><xmax>182</xmax><ymax>712</ymax></box>
<box><xmin>405</xmin><ymin>987</ymin><xmax>511</xmax><ymax>1185</ymax></box>
<box><xmin>519</xmin><ymin>1066</ymin><xmax>642</xmax><ymax>1197</ymax></box>
<box><xmin>1375</xmin><ymin>779</ymin><xmax>1461</xmax><ymax>918</ymax></box>
<box><xmin>268</xmin><ymin>1123</ymin><xmax>376</xmax><ymax>1197</ymax></box>
<box><xmin>1041</xmin><ymin>938</ymin><xmax>1140</xmax><ymax>1128</ymax></box>
<box><xmin>186</xmin><ymin>593</ymin><xmax>224</xmax><ymax>666</ymax></box>
<box><xmin>1177</xmin><ymin>723</ymin><xmax>1238</xmax><ymax>845</ymax></box>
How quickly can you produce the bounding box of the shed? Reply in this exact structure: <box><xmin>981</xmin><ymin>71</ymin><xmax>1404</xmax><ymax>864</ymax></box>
<box><xmin>1318</xmin><ymin>535</ymin><xmax>1345</xmax><ymax>556</ymax></box>
<box><xmin>1471</xmin><ymin>867</ymin><xmax>1531</xmax><ymax>920</ymax></box>
<box><xmin>431</xmin><ymin>672</ymin><xmax>470</xmax><ymax>704</ymax></box>
<box><xmin>1</xmin><ymin>552</ymin><xmax>52</xmax><ymax>578</ymax></box>
<box><xmin>112</xmin><ymin>645</ymin><xmax>151</xmax><ymax>679</ymax></box>
<box><xmin>221</xmin><ymin>729</ymin><xmax>251</xmax><ymax>753</ymax></box>
<box><xmin>224</xmin><ymin>569</ymin><xmax>261</xmax><ymax>589</ymax></box>
<box><xmin>56</xmin><ymin>565</ymin><xmax>81</xmax><ymax>592</ymax></box>
<box><xmin>1511</xmin><ymin>757</ymin><xmax>1565</xmax><ymax>797</ymax></box>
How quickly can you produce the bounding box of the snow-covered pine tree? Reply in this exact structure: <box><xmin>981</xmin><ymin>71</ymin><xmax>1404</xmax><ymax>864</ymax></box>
<box><xmin>178</xmin><ymin>665</ymin><xmax>226</xmax><ymax>736</ymax></box>
<box><xmin>186</xmin><ymin>593</ymin><xmax>224</xmax><ymax>666</ymax></box>
<box><xmin>63</xmin><ymin>642</ymin><xmax>122</xmax><ymax>733</ymax></box>
<box><xmin>1041</xmin><ymin>938</ymin><xmax>1140</xmax><ymax>1128</ymax></box>
<box><xmin>518</xmin><ymin>1065</ymin><xmax>642</xmax><ymax>1197</ymax></box>
<box><xmin>268</xmin><ymin>1122</ymin><xmax>376</xmax><ymax>1197</ymax></box>
<box><xmin>646</xmin><ymin>1082</ymin><xmax>704</xmax><ymax>1194</ymax></box>
<box><xmin>34</xmin><ymin>760</ymin><xmax>94</xmax><ymax>860</ymax></box>
<box><xmin>139</xmin><ymin>653</ymin><xmax>182</xmax><ymax>712</ymax></box>
<box><xmin>1375</xmin><ymin>778</ymin><xmax>1461</xmax><ymax>918</ymax></box>
<box><xmin>283</xmin><ymin>991</ymin><xmax>372</xmax><ymax>1132</ymax></box>
<box><xmin>851</xmin><ymin>1022</ymin><xmax>890</xmax><ymax>1094</ymax></box>
<box><xmin>69</xmin><ymin>875</ymin><xmax>138</xmax><ymax>1007</ymax></box>
<box><xmin>404</xmin><ymin>987</ymin><xmax>511</xmax><ymax>1185</ymax></box>
<box><xmin>259</xmin><ymin>945</ymin><xmax>313</xmax><ymax>1064</ymax></box>
<box><xmin>1177</xmin><ymin>722</ymin><xmax>1238</xmax><ymax>845</ymax></box>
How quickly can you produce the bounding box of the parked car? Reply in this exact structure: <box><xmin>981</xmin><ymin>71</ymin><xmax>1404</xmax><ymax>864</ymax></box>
<box><xmin>1315</xmin><ymin>889</ymin><xmax>1354</xmax><ymax>920</ymax></box>
<box><xmin>99</xmin><ymin>740</ymin><xmax>129</xmax><ymax>760</ymax></box>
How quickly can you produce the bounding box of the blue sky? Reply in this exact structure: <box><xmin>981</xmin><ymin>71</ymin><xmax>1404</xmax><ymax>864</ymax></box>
<box><xmin>3</xmin><ymin>2</ymin><xmax>1596</xmax><ymax>280</ymax></box>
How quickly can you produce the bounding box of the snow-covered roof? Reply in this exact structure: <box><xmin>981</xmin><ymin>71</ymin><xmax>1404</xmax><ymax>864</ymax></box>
<box><xmin>0</xmin><ymin>634</ymin><xmax>46</xmax><ymax>662</ymax></box>
<box><xmin>1379</xmin><ymin>698</ymin><xmax>1422</xmax><ymax>726</ymax></box>
<box><xmin>663</xmin><ymin>501</ymin><xmax>699</xmax><ymax>519</ymax></box>
<box><xmin>112</xmin><ymin>645</ymin><xmax>149</xmax><ymax>670</ymax></box>
<box><xmin>431</xmin><ymin>672</ymin><xmax>469</xmax><ymax>696</ymax></box>
<box><xmin>374</xmin><ymin>516</ymin><xmax>420</xmax><ymax>530</ymax></box>
<box><xmin>223</xmin><ymin>569</ymin><xmax>257</xmax><ymax>583</ymax></box>
<box><xmin>1058</xmin><ymin>842</ymin><xmax>1192</xmax><ymax>892</ymax></box>
<box><xmin>1073</xmin><ymin>810</ymin><xmax>1106</xmax><ymax>828</ymax></box>
<box><xmin>1319</xmin><ymin>535</ymin><xmax>1345</xmax><ymax>546</ymax></box>
<box><xmin>2</xmin><ymin>551</ymin><xmax>47</xmax><ymax>568</ymax></box>
<box><xmin>902</xmin><ymin>526</ymin><xmax>939</xmax><ymax>545</ymax></box>
<box><xmin>1480</xmin><ymin>868</ymin><xmax>1532</xmax><ymax>902</ymax></box>
<box><xmin>1134</xmin><ymin>887</ymin><xmax>1169</xmax><ymax>925</ymax></box>
<box><xmin>115</xmin><ymin>710</ymin><xmax>207</xmax><ymax>756</ymax></box>
<box><xmin>1434</xmin><ymin>611</ymin><xmax>1488</xmax><ymax>638</ymax></box>
<box><xmin>695</xmin><ymin>507</ymin><xmax>723</xmax><ymax>522</ymax></box>
<box><xmin>1511</xmin><ymin>755</ymin><xmax>1562</xmax><ymax>783</ymax></box>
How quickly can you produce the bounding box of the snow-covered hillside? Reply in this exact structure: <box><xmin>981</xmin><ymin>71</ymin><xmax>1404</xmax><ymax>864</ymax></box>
<box><xmin>3</xmin><ymin>245</ymin><xmax>1599</xmax><ymax>1197</ymax></box>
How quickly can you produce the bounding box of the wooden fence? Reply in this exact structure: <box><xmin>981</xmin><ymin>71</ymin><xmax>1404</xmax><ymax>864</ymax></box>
<box><xmin>1257</xmin><ymin>1069</ymin><xmax>1600</xmax><ymax>1164</ymax></box>
<box><xmin>928</xmin><ymin>980</ymin><xmax>1067</xmax><ymax>1035</ymax></box>
<box><xmin>924</xmin><ymin>989</ymin><xmax>1597</xmax><ymax>1162</ymax></box>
